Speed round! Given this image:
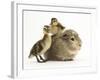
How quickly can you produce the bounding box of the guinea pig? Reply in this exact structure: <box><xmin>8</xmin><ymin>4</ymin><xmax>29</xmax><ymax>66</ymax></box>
<box><xmin>44</xmin><ymin>29</ymin><xmax>82</xmax><ymax>61</ymax></box>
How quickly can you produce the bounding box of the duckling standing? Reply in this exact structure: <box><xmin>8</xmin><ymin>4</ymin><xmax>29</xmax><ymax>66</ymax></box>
<box><xmin>28</xmin><ymin>25</ymin><xmax>52</xmax><ymax>63</ymax></box>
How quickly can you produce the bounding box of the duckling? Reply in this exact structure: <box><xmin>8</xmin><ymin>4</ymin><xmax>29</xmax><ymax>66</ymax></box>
<box><xmin>50</xmin><ymin>18</ymin><xmax>65</xmax><ymax>34</ymax></box>
<box><xmin>28</xmin><ymin>25</ymin><xmax>52</xmax><ymax>63</ymax></box>
<box><xmin>50</xmin><ymin>18</ymin><xmax>65</xmax><ymax>41</ymax></box>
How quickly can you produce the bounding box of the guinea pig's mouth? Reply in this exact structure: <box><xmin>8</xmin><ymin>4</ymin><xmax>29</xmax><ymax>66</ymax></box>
<box><xmin>77</xmin><ymin>47</ymin><xmax>81</xmax><ymax>50</ymax></box>
<box><xmin>70</xmin><ymin>46</ymin><xmax>81</xmax><ymax>51</ymax></box>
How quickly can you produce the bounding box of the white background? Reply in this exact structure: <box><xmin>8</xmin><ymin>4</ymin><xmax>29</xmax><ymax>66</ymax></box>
<box><xmin>0</xmin><ymin>0</ymin><xmax>100</xmax><ymax>80</ymax></box>
<box><xmin>24</xmin><ymin>10</ymin><xmax>92</xmax><ymax>69</ymax></box>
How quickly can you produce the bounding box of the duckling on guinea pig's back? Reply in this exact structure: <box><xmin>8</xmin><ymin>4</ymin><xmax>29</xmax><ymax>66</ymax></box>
<box><xmin>50</xmin><ymin>18</ymin><xmax>65</xmax><ymax>42</ymax></box>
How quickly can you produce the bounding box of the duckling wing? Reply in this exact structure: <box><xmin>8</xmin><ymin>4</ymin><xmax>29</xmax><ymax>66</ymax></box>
<box><xmin>30</xmin><ymin>40</ymin><xmax>43</xmax><ymax>55</ymax></box>
<box><xmin>57</xmin><ymin>23</ymin><xmax>65</xmax><ymax>29</ymax></box>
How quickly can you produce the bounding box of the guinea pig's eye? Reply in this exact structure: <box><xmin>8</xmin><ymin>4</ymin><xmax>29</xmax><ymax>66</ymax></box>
<box><xmin>71</xmin><ymin>38</ymin><xmax>74</xmax><ymax>41</ymax></box>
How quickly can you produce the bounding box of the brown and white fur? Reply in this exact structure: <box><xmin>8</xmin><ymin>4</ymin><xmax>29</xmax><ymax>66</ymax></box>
<box><xmin>45</xmin><ymin>29</ymin><xmax>82</xmax><ymax>61</ymax></box>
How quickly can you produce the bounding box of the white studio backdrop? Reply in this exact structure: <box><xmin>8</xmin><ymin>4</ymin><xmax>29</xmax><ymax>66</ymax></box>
<box><xmin>23</xmin><ymin>10</ymin><xmax>92</xmax><ymax>69</ymax></box>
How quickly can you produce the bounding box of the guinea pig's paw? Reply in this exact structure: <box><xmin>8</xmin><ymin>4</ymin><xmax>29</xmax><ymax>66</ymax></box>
<box><xmin>63</xmin><ymin>59</ymin><xmax>74</xmax><ymax>61</ymax></box>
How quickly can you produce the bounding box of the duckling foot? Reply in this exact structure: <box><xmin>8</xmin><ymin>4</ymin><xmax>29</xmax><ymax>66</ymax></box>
<box><xmin>37</xmin><ymin>60</ymin><xmax>45</xmax><ymax>63</ymax></box>
<box><xmin>42</xmin><ymin>59</ymin><xmax>48</xmax><ymax>62</ymax></box>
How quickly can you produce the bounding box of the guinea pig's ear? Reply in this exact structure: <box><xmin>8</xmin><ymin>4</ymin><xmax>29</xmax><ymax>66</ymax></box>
<box><xmin>62</xmin><ymin>34</ymin><xmax>68</xmax><ymax>40</ymax></box>
<box><xmin>63</xmin><ymin>34</ymin><xmax>68</xmax><ymax>37</ymax></box>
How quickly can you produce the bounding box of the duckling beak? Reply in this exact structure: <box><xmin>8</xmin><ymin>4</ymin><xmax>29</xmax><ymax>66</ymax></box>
<box><xmin>43</xmin><ymin>27</ymin><xmax>47</xmax><ymax>30</ymax></box>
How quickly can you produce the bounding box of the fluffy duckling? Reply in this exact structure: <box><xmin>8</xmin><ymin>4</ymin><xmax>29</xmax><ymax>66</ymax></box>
<box><xmin>28</xmin><ymin>25</ymin><xmax>52</xmax><ymax>63</ymax></box>
<box><xmin>50</xmin><ymin>18</ymin><xmax>65</xmax><ymax>35</ymax></box>
<box><xmin>50</xmin><ymin>18</ymin><xmax>65</xmax><ymax>42</ymax></box>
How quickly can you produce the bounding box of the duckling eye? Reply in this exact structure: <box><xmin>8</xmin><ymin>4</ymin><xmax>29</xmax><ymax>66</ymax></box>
<box><xmin>71</xmin><ymin>38</ymin><xmax>74</xmax><ymax>41</ymax></box>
